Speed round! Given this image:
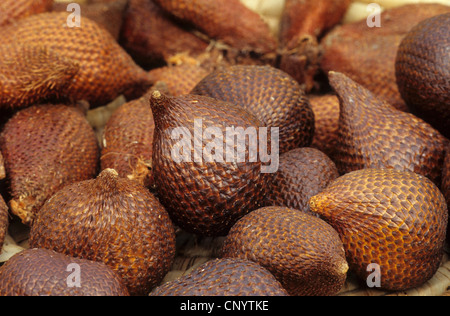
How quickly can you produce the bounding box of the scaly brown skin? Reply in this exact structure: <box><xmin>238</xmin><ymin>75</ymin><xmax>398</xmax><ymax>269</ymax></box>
<box><xmin>0</xmin><ymin>104</ymin><xmax>99</xmax><ymax>226</ymax></box>
<box><xmin>0</xmin><ymin>151</ymin><xmax>5</xmax><ymax>180</ymax></box>
<box><xmin>320</xmin><ymin>4</ymin><xmax>450</xmax><ymax>112</ymax></box>
<box><xmin>264</xmin><ymin>148</ymin><xmax>339</xmax><ymax>213</ymax></box>
<box><xmin>310</xmin><ymin>168</ymin><xmax>448</xmax><ymax>292</ymax></box>
<box><xmin>0</xmin><ymin>43</ymin><xmax>79</xmax><ymax>110</ymax></box>
<box><xmin>150</xmin><ymin>258</ymin><xmax>289</xmax><ymax>296</ymax></box>
<box><xmin>100</xmin><ymin>97</ymin><xmax>155</xmax><ymax>188</ymax></box>
<box><xmin>152</xmin><ymin>0</ymin><xmax>277</xmax><ymax>55</ymax></box>
<box><xmin>29</xmin><ymin>169</ymin><xmax>177</xmax><ymax>296</ymax></box>
<box><xmin>221</xmin><ymin>207</ymin><xmax>348</xmax><ymax>296</ymax></box>
<box><xmin>0</xmin><ymin>195</ymin><xmax>8</xmax><ymax>253</ymax></box>
<box><xmin>309</xmin><ymin>94</ymin><xmax>340</xmax><ymax>159</ymax></box>
<box><xmin>0</xmin><ymin>249</ymin><xmax>130</xmax><ymax>296</ymax></box>
<box><xmin>442</xmin><ymin>147</ymin><xmax>450</xmax><ymax>239</ymax></box>
<box><xmin>395</xmin><ymin>13</ymin><xmax>450</xmax><ymax>139</ymax></box>
<box><xmin>0</xmin><ymin>0</ymin><xmax>52</xmax><ymax>26</ymax></box>
<box><xmin>150</xmin><ymin>91</ymin><xmax>272</xmax><ymax>237</ymax></box>
<box><xmin>329</xmin><ymin>71</ymin><xmax>447</xmax><ymax>186</ymax></box>
<box><xmin>192</xmin><ymin>65</ymin><xmax>315</xmax><ymax>154</ymax></box>
<box><xmin>0</xmin><ymin>12</ymin><xmax>153</xmax><ymax>107</ymax></box>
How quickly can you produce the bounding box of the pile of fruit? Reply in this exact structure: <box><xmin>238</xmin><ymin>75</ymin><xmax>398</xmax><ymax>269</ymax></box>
<box><xmin>0</xmin><ymin>0</ymin><xmax>448</xmax><ymax>296</ymax></box>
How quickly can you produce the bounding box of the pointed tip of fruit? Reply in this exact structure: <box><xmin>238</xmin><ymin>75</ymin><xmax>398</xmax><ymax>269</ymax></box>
<box><xmin>99</xmin><ymin>168</ymin><xmax>119</xmax><ymax>178</ymax></box>
<box><xmin>152</xmin><ymin>90</ymin><xmax>162</xmax><ymax>100</ymax></box>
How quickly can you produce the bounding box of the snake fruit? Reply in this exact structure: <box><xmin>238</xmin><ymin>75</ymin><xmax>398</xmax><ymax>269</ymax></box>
<box><xmin>221</xmin><ymin>206</ymin><xmax>349</xmax><ymax>296</ymax></box>
<box><xmin>310</xmin><ymin>168</ymin><xmax>448</xmax><ymax>291</ymax></box>
<box><xmin>395</xmin><ymin>13</ymin><xmax>450</xmax><ymax>139</ymax></box>
<box><xmin>150</xmin><ymin>258</ymin><xmax>288</xmax><ymax>296</ymax></box>
<box><xmin>150</xmin><ymin>91</ymin><xmax>272</xmax><ymax>237</ymax></box>
<box><xmin>329</xmin><ymin>71</ymin><xmax>447</xmax><ymax>186</ymax></box>
<box><xmin>0</xmin><ymin>104</ymin><xmax>99</xmax><ymax>226</ymax></box>
<box><xmin>0</xmin><ymin>248</ymin><xmax>129</xmax><ymax>296</ymax></box>
<box><xmin>29</xmin><ymin>169</ymin><xmax>176</xmax><ymax>296</ymax></box>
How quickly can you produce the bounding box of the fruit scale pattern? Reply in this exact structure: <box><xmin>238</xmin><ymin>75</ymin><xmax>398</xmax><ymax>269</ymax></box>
<box><xmin>0</xmin><ymin>0</ymin><xmax>449</xmax><ymax>297</ymax></box>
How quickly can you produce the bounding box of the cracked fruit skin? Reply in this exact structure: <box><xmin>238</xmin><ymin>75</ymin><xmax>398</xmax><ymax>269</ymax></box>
<box><xmin>310</xmin><ymin>168</ymin><xmax>448</xmax><ymax>291</ymax></box>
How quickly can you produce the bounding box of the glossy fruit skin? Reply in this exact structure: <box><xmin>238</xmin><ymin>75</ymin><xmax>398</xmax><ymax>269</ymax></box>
<box><xmin>150</xmin><ymin>92</ymin><xmax>271</xmax><ymax>237</ymax></box>
<box><xmin>221</xmin><ymin>207</ymin><xmax>348</xmax><ymax>296</ymax></box>
<box><xmin>101</xmin><ymin>97</ymin><xmax>154</xmax><ymax>187</ymax></box>
<box><xmin>329</xmin><ymin>71</ymin><xmax>447</xmax><ymax>186</ymax></box>
<box><xmin>150</xmin><ymin>258</ymin><xmax>289</xmax><ymax>296</ymax></box>
<box><xmin>0</xmin><ymin>104</ymin><xmax>99</xmax><ymax>225</ymax></box>
<box><xmin>310</xmin><ymin>168</ymin><xmax>448</xmax><ymax>291</ymax></box>
<box><xmin>264</xmin><ymin>147</ymin><xmax>339</xmax><ymax>213</ymax></box>
<box><xmin>395</xmin><ymin>13</ymin><xmax>450</xmax><ymax>139</ymax></box>
<box><xmin>29</xmin><ymin>169</ymin><xmax>176</xmax><ymax>296</ymax></box>
<box><xmin>192</xmin><ymin>65</ymin><xmax>315</xmax><ymax>154</ymax></box>
<box><xmin>321</xmin><ymin>4</ymin><xmax>450</xmax><ymax>112</ymax></box>
<box><xmin>0</xmin><ymin>12</ymin><xmax>152</xmax><ymax>107</ymax></box>
<box><xmin>0</xmin><ymin>248</ymin><xmax>130</xmax><ymax>296</ymax></box>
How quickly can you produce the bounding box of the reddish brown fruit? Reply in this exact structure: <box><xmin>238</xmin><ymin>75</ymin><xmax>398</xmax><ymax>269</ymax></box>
<box><xmin>0</xmin><ymin>44</ymin><xmax>79</xmax><ymax>110</ymax></box>
<box><xmin>320</xmin><ymin>4</ymin><xmax>450</xmax><ymax>112</ymax></box>
<box><xmin>265</xmin><ymin>148</ymin><xmax>339</xmax><ymax>213</ymax></box>
<box><xmin>279</xmin><ymin>0</ymin><xmax>351</xmax><ymax>47</ymax></box>
<box><xmin>0</xmin><ymin>151</ymin><xmax>5</xmax><ymax>180</ymax></box>
<box><xmin>0</xmin><ymin>0</ymin><xmax>52</xmax><ymax>26</ymax></box>
<box><xmin>0</xmin><ymin>195</ymin><xmax>8</xmax><ymax>252</ymax></box>
<box><xmin>0</xmin><ymin>12</ymin><xmax>153</xmax><ymax>107</ymax></box>
<box><xmin>100</xmin><ymin>96</ymin><xmax>155</xmax><ymax>187</ymax></box>
<box><xmin>309</xmin><ymin>94</ymin><xmax>340</xmax><ymax>158</ymax></box>
<box><xmin>153</xmin><ymin>0</ymin><xmax>277</xmax><ymax>55</ymax></box>
<box><xmin>0</xmin><ymin>248</ymin><xmax>130</xmax><ymax>296</ymax></box>
<box><xmin>150</xmin><ymin>91</ymin><xmax>272</xmax><ymax>237</ymax></box>
<box><xmin>29</xmin><ymin>169</ymin><xmax>177</xmax><ymax>296</ymax></box>
<box><xmin>395</xmin><ymin>13</ymin><xmax>450</xmax><ymax>139</ymax></box>
<box><xmin>192</xmin><ymin>65</ymin><xmax>315</xmax><ymax>154</ymax></box>
<box><xmin>150</xmin><ymin>258</ymin><xmax>288</xmax><ymax>296</ymax></box>
<box><xmin>52</xmin><ymin>0</ymin><xmax>127</xmax><ymax>41</ymax></box>
<box><xmin>329</xmin><ymin>71</ymin><xmax>447</xmax><ymax>186</ymax></box>
<box><xmin>221</xmin><ymin>207</ymin><xmax>348</xmax><ymax>296</ymax></box>
<box><xmin>310</xmin><ymin>168</ymin><xmax>448</xmax><ymax>291</ymax></box>
<box><xmin>120</xmin><ymin>0</ymin><xmax>210</xmax><ymax>68</ymax></box>
<box><xmin>443</xmin><ymin>148</ymin><xmax>450</xmax><ymax>238</ymax></box>
<box><xmin>0</xmin><ymin>104</ymin><xmax>99</xmax><ymax>225</ymax></box>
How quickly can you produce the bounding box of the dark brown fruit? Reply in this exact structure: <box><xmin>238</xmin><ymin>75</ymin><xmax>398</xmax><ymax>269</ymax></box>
<box><xmin>320</xmin><ymin>4</ymin><xmax>450</xmax><ymax>112</ymax></box>
<box><xmin>0</xmin><ymin>43</ymin><xmax>79</xmax><ymax>110</ymax></box>
<box><xmin>152</xmin><ymin>0</ymin><xmax>277</xmax><ymax>55</ymax></box>
<box><xmin>150</xmin><ymin>258</ymin><xmax>288</xmax><ymax>296</ymax></box>
<box><xmin>395</xmin><ymin>13</ymin><xmax>450</xmax><ymax>139</ymax></box>
<box><xmin>221</xmin><ymin>206</ymin><xmax>348</xmax><ymax>296</ymax></box>
<box><xmin>0</xmin><ymin>195</ymin><xmax>8</xmax><ymax>252</ymax></box>
<box><xmin>100</xmin><ymin>96</ymin><xmax>154</xmax><ymax>187</ymax></box>
<box><xmin>310</xmin><ymin>168</ymin><xmax>448</xmax><ymax>291</ymax></box>
<box><xmin>309</xmin><ymin>94</ymin><xmax>340</xmax><ymax>158</ymax></box>
<box><xmin>0</xmin><ymin>12</ymin><xmax>153</xmax><ymax>107</ymax></box>
<box><xmin>29</xmin><ymin>169</ymin><xmax>176</xmax><ymax>296</ymax></box>
<box><xmin>0</xmin><ymin>248</ymin><xmax>129</xmax><ymax>296</ymax></box>
<box><xmin>150</xmin><ymin>91</ymin><xmax>271</xmax><ymax>237</ymax></box>
<box><xmin>120</xmin><ymin>0</ymin><xmax>209</xmax><ymax>68</ymax></box>
<box><xmin>0</xmin><ymin>0</ymin><xmax>52</xmax><ymax>26</ymax></box>
<box><xmin>192</xmin><ymin>65</ymin><xmax>315</xmax><ymax>154</ymax></box>
<box><xmin>0</xmin><ymin>104</ymin><xmax>99</xmax><ymax>226</ymax></box>
<box><xmin>329</xmin><ymin>71</ymin><xmax>447</xmax><ymax>186</ymax></box>
<box><xmin>0</xmin><ymin>151</ymin><xmax>5</xmax><ymax>180</ymax></box>
<box><xmin>265</xmin><ymin>148</ymin><xmax>339</xmax><ymax>213</ymax></box>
